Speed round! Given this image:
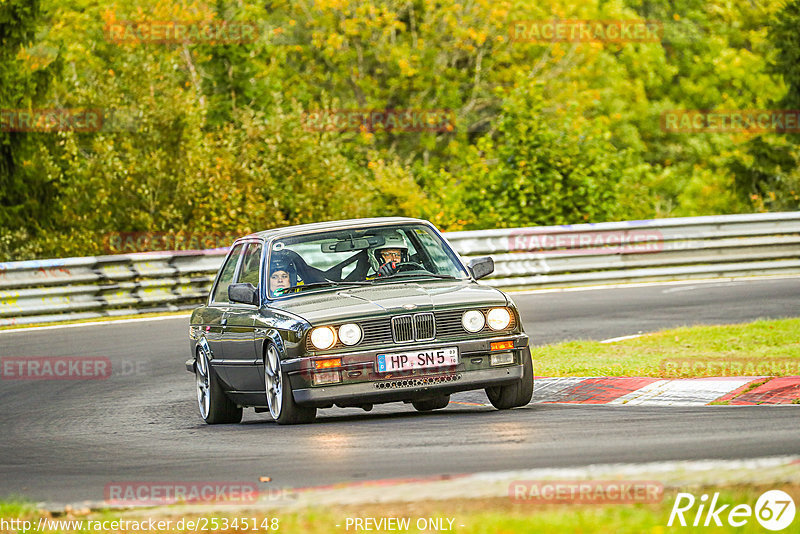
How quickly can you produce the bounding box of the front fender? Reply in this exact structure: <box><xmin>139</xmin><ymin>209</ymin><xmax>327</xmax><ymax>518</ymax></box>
<box><xmin>185</xmin><ymin>336</ymin><xmax>212</xmax><ymax>373</ymax></box>
<box><xmin>263</xmin><ymin>329</ymin><xmax>286</xmax><ymax>359</ymax></box>
<box><xmin>254</xmin><ymin>310</ymin><xmax>310</xmax><ymax>363</ymax></box>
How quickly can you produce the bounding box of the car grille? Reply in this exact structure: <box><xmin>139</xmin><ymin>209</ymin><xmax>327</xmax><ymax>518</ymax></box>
<box><xmin>361</xmin><ymin>318</ymin><xmax>393</xmax><ymax>345</ymax></box>
<box><xmin>391</xmin><ymin>313</ymin><xmax>435</xmax><ymax>343</ymax></box>
<box><xmin>434</xmin><ymin>310</ymin><xmax>468</xmax><ymax>337</ymax></box>
<box><xmin>392</xmin><ymin>315</ymin><xmax>414</xmax><ymax>342</ymax></box>
<box><xmin>305</xmin><ymin>308</ymin><xmax>515</xmax><ymax>351</ymax></box>
<box><xmin>415</xmin><ymin>313</ymin><xmax>435</xmax><ymax>340</ymax></box>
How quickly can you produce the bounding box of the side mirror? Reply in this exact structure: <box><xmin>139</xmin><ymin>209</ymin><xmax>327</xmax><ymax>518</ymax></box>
<box><xmin>467</xmin><ymin>256</ymin><xmax>494</xmax><ymax>280</ymax></box>
<box><xmin>228</xmin><ymin>283</ymin><xmax>259</xmax><ymax>305</ymax></box>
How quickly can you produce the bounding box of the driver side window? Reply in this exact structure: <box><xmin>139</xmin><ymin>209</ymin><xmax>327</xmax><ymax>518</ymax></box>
<box><xmin>239</xmin><ymin>242</ymin><xmax>263</xmax><ymax>288</ymax></box>
<box><xmin>212</xmin><ymin>243</ymin><xmax>244</xmax><ymax>303</ymax></box>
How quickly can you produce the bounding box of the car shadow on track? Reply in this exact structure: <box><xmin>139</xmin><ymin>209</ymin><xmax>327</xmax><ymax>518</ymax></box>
<box><xmin>229</xmin><ymin>403</ymin><xmax>540</xmax><ymax>427</ymax></box>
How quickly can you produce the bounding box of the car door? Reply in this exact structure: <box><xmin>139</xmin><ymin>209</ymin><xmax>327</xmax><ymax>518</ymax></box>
<box><xmin>219</xmin><ymin>241</ymin><xmax>263</xmax><ymax>392</ymax></box>
<box><xmin>205</xmin><ymin>242</ymin><xmax>246</xmax><ymax>383</ymax></box>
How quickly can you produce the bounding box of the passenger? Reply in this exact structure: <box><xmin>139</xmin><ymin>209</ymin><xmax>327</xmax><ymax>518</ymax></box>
<box><xmin>269</xmin><ymin>254</ymin><xmax>298</xmax><ymax>296</ymax></box>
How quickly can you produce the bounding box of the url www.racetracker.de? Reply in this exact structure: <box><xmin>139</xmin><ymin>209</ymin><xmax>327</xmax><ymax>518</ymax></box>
<box><xmin>1</xmin><ymin>517</ymin><xmax>280</xmax><ymax>532</ymax></box>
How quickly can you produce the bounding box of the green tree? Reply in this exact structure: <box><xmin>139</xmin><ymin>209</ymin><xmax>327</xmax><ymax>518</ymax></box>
<box><xmin>728</xmin><ymin>0</ymin><xmax>800</xmax><ymax>211</ymax></box>
<box><xmin>440</xmin><ymin>87</ymin><xmax>639</xmax><ymax>229</ymax></box>
<box><xmin>0</xmin><ymin>0</ymin><xmax>61</xmax><ymax>245</ymax></box>
<box><xmin>1</xmin><ymin>0</ymin><xmax>796</xmax><ymax>260</ymax></box>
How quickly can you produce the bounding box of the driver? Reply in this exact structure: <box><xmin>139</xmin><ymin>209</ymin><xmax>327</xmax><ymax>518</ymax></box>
<box><xmin>369</xmin><ymin>230</ymin><xmax>410</xmax><ymax>277</ymax></box>
<box><xmin>269</xmin><ymin>253</ymin><xmax>298</xmax><ymax>296</ymax></box>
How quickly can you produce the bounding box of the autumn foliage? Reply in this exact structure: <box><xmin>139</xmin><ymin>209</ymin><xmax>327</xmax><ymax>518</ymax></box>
<box><xmin>1</xmin><ymin>0</ymin><xmax>799</xmax><ymax>260</ymax></box>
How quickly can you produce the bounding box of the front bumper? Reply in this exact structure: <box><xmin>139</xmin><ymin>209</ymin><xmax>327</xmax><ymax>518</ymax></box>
<box><xmin>293</xmin><ymin>364</ymin><xmax>523</xmax><ymax>406</ymax></box>
<box><xmin>288</xmin><ymin>332</ymin><xmax>529</xmax><ymax>407</ymax></box>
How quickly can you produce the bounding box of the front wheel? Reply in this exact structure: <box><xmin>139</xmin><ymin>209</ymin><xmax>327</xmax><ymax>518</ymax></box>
<box><xmin>486</xmin><ymin>347</ymin><xmax>534</xmax><ymax>410</ymax></box>
<box><xmin>196</xmin><ymin>346</ymin><xmax>242</xmax><ymax>424</ymax></box>
<box><xmin>264</xmin><ymin>343</ymin><xmax>316</xmax><ymax>425</ymax></box>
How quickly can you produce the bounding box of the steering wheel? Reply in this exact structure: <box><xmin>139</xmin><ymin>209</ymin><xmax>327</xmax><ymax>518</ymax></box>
<box><xmin>394</xmin><ymin>261</ymin><xmax>426</xmax><ymax>273</ymax></box>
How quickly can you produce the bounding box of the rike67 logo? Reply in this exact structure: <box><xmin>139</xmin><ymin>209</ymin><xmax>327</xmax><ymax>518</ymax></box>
<box><xmin>669</xmin><ymin>490</ymin><xmax>796</xmax><ymax>531</ymax></box>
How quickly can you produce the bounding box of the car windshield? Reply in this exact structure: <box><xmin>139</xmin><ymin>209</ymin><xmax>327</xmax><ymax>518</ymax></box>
<box><xmin>266</xmin><ymin>223</ymin><xmax>469</xmax><ymax>298</ymax></box>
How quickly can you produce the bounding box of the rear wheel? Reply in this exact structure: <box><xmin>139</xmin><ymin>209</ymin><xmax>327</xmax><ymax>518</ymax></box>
<box><xmin>196</xmin><ymin>346</ymin><xmax>242</xmax><ymax>424</ymax></box>
<box><xmin>264</xmin><ymin>343</ymin><xmax>316</xmax><ymax>425</ymax></box>
<box><xmin>412</xmin><ymin>395</ymin><xmax>450</xmax><ymax>412</ymax></box>
<box><xmin>486</xmin><ymin>347</ymin><xmax>534</xmax><ymax>410</ymax></box>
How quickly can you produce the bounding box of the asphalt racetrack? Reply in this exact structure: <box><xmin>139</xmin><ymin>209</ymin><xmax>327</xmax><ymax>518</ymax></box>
<box><xmin>1</xmin><ymin>277</ymin><xmax>798</xmax><ymax>505</ymax></box>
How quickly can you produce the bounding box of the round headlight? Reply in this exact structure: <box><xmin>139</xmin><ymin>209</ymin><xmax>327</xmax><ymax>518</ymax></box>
<box><xmin>487</xmin><ymin>307</ymin><xmax>512</xmax><ymax>331</ymax></box>
<box><xmin>462</xmin><ymin>310</ymin><xmax>485</xmax><ymax>333</ymax></box>
<box><xmin>338</xmin><ymin>323</ymin><xmax>362</xmax><ymax>346</ymax></box>
<box><xmin>310</xmin><ymin>326</ymin><xmax>337</xmax><ymax>350</ymax></box>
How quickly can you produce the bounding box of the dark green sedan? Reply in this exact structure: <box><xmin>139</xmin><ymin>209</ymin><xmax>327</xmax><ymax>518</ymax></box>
<box><xmin>186</xmin><ymin>217</ymin><xmax>533</xmax><ymax>424</ymax></box>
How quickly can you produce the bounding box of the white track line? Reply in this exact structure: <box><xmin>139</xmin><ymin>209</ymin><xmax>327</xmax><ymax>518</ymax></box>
<box><xmin>661</xmin><ymin>282</ymin><xmax>740</xmax><ymax>294</ymax></box>
<box><xmin>509</xmin><ymin>274</ymin><xmax>800</xmax><ymax>295</ymax></box>
<box><xmin>599</xmin><ymin>334</ymin><xmax>645</xmax><ymax>343</ymax></box>
<box><xmin>0</xmin><ymin>314</ymin><xmax>191</xmax><ymax>334</ymax></box>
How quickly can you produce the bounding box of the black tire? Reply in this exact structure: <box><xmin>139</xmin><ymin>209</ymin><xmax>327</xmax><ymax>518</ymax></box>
<box><xmin>412</xmin><ymin>395</ymin><xmax>450</xmax><ymax>412</ymax></box>
<box><xmin>486</xmin><ymin>347</ymin><xmax>534</xmax><ymax>410</ymax></box>
<box><xmin>264</xmin><ymin>343</ymin><xmax>317</xmax><ymax>425</ymax></box>
<box><xmin>196</xmin><ymin>347</ymin><xmax>243</xmax><ymax>424</ymax></box>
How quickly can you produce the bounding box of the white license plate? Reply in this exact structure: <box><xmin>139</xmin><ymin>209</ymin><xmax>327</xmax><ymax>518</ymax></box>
<box><xmin>377</xmin><ymin>347</ymin><xmax>459</xmax><ymax>373</ymax></box>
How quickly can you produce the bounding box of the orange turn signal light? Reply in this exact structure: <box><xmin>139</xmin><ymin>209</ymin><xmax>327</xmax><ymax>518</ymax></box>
<box><xmin>490</xmin><ymin>340</ymin><xmax>515</xmax><ymax>351</ymax></box>
<box><xmin>314</xmin><ymin>358</ymin><xmax>342</xmax><ymax>370</ymax></box>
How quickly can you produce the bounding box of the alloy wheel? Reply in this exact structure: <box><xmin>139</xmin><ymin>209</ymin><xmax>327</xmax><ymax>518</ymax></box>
<box><xmin>195</xmin><ymin>348</ymin><xmax>211</xmax><ymax>419</ymax></box>
<box><xmin>265</xmin><ymin>345</ymin><xmax>283</xmax><ymax>419</ymax></box>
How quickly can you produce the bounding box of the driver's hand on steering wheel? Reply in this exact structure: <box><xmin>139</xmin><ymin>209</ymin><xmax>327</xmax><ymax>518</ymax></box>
<box><xmin>377</xmin><ymin>261</ymin><xmax>398</xmax><ymax>277</ymax></box>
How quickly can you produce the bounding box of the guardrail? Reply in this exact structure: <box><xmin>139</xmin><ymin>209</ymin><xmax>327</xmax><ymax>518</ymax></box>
<box><xmin>447</xmin><ymin>212</ymin><xmax>800</xmax><ymax>288</ymax></box>
<box><xmin>1</xmin><ymin>212</ymin><xmax>798</xmax><ymax>326</ymax></box>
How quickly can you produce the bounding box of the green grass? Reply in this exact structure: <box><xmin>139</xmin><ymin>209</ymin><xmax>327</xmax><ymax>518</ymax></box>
<box><xmin>3</xmin><ymin>485</ymin><xmax>798</xmax><ymax>533</ymax></box>
<box><xmin>531</xmin><ymin>318</ymin><xmax>800</xmax><ymax>377</ymax></box>
<box><xmin>0</xmin><ymin>498</ymin><xmax>37</xmax><ymax>519</ymax></box>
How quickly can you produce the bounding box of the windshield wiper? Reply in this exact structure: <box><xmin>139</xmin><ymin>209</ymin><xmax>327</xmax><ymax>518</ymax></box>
<box><xmin>287</xmin><ymin>280</ymin><xmax>374</xmax><ymax>293</ymax></box>
<box><xmin>377</xmin><ymin>272</ymin><xmax>462</xmax><ymax>281</ymax></box>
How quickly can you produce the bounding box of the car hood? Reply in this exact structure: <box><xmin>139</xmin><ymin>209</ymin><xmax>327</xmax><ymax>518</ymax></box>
<box><xmin>268</xmin><ymin>280</ymin><xmax>508</xmax><ymax>325</ymax></box>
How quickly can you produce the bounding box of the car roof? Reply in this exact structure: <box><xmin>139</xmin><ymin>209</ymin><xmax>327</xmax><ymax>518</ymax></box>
<box><xmin>238</xmin><ymin>217</ymin><xmax>432</xmax><ymax>242</ymax></box>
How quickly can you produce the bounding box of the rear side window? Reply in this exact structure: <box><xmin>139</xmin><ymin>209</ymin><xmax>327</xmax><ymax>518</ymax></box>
<box><xmin>212</xmin><ymin>243</ymin><xmax>244</xmax><ymax>303</ymax></box>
